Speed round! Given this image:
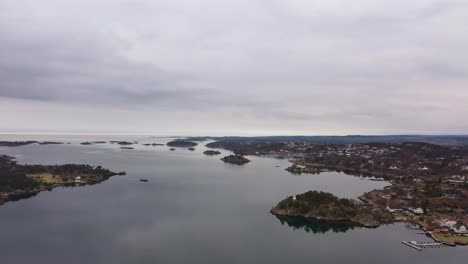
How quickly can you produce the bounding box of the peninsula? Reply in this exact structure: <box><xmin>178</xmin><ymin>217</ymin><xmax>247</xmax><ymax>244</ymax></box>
<box><xmin>0</xmin><ymin>154</ymin><xmax>125</xmax><ymax>206</ymax></box>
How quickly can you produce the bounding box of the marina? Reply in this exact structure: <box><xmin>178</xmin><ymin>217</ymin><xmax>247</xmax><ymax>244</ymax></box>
<box><xmin>401</xmin><ymin>241</ymin><xmax>448</xmax><ymax>251</ymax></box>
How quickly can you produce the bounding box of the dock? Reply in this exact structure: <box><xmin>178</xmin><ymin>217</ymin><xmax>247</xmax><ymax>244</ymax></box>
<box><xmin>401</xmin><ymin>241</ymin><xmax>448</xmax><ymax>251</ymax></box>
<box><xmin>402</xmin><ymin>241</ymin><xmax>422</xmax><ymax>251</ymax></box>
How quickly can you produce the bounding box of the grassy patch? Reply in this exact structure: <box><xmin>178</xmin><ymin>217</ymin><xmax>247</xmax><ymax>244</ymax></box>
<box><xmin>26</xmin><ymin>173</ymin><xmax>64</xmax><ymax>184</ymax></box>
<box><xmin>433</xmin><ymin>233</ymin><xmax>468</xmax><ymax>245</ymax></box>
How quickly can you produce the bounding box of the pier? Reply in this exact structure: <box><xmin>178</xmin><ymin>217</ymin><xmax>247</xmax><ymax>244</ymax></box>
<box><xmin>401</xmin><ymin>241</ymin><xmax>448</xmax><ymax>251</ymax></box>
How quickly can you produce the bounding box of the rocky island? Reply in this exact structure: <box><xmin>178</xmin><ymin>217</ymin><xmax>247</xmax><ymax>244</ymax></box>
<box><xmin>0</xmin><ymin>141</ymin><xmax>38</xmax><ymax>147</ymax></box>
<box><xmin>110</xmin><ymin>141</ymin><xmax>135</xmax><ymax>145</ymax></box>
<box><xmin>0</xmin><ymin>141</ymin><xmax>64</xmax><ymax>147</ymax></box>
<box><xmin>221</xmin><ymin>154</ymin><xmax>250</xmax><ymax>165</ymax></box>
<box><xmin>166</xmin><ymin>140</ymin><xmax>198</xmax><ymax>148</ymax></box>
<box><xmin>38</xmin><ymin>142</ymin><xmax>64</xmax><ymax>145</ymax></box>
<box><xmin>120</xmin><ymin>147</ymin><xmax>134</xmax><ymax>150</ymax></box>
<box><xmin>81</xmin><ymin>141</ymin><xmax>107</xmax><ymax>145</ymax></box>
<box><xmin>0</xmin><ymin>154</ymin><xmax>125</xmax><ymax>207</ymax></box>
<box><xmin>143</xmin><ymin>143</ymin><xmax>164</xmax><ymax>146</ymax></box>
<box><xmin>203</xmin><ymin>150</ymin><xmax>221</xmax><ymax>156</ymax></box>
<box><xmin>271</xmin><ymin>191</ymin><xmax>392</xmax><ymax>228</ymax></box>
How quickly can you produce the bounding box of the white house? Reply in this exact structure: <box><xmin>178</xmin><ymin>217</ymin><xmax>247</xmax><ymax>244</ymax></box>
<box><xmin>386</xmin><ymin>206</ymin><xmax>403</xmax><ymax>213</ymax></box>
<box><xmin>453</xmin><ymin>224</ymin><xmax>467</xmax><ymax>234</ymax></box>
<box><xmin>74</xmin><ymin>176</ymin><xmax>82</xmax><ymax>183</ymax></box>
<box><xmin>441</xmin><ymin>217</ymin><xmax>457</xmax><ymax>228</ymax></box>
<box><xmin>409</xmin><ymin>207</ymin><xmax>424</xmax><ymax>215</ymax></box>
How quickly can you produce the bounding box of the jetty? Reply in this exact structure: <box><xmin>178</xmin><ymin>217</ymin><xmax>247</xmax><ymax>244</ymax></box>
<box><xmin>401</xmin><ymin>241</ymin><xmax>448</xmax><ymax>251</ymax></box>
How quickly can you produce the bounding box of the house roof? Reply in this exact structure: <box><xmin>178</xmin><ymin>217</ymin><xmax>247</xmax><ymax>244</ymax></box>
<box><xmin>442</xmin><ymin>217</ymin><xmax>457</xmax><ymax>222</ymax></box>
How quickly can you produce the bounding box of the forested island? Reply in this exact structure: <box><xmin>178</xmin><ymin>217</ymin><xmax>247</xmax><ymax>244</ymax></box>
<box><xmin>203</xmin><ymin>150</ymin><xmax>221</xmax><ymax>156</ymax></box>
<box><xmin>143</xmin><ymin>143</ymin><xmax>164</xmax><ymax>146</ymax></box>
<box><xmin>167</xmin><ymin>140</ymin><xmax>198</xmax><ymax>147</ymax></box>
<box><xmin>110</xmin><ymin>141</ymin><xmax>135</xmax><ymax>145</ymax></box>
<box><xmin>271</xmin><ymin>191</ymin><xmax>391</xmax><ymax>227</ymax></box>
<box><xmin>221</xmin><ymin>154</ymin><xmax>250</xmax><ymax>165</ymax></box>
<box><xmin>0</xmin><ymin>154</ymin><xmax>125</xmax><ymax>206</ymax></box>
<box><xmin>0</xmin><ymin>141</ymin><xmax>64</xmax><ymax>147</ymax></box>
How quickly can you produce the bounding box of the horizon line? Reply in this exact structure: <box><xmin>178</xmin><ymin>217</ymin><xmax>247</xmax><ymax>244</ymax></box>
<box><xmin>1</xmin><ymin>132</ymin><xmax>468</xmax><ymax>137</ymax></box>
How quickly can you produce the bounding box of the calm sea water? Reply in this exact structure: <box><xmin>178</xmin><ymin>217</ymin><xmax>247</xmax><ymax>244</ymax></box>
<box><xmin>0</xmin><ymin>135</ymin><xmax>466</xmax><ymax>263</ymax></box>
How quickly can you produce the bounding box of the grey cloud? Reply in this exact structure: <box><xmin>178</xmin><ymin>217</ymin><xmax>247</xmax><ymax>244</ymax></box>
<box><xmin>0</xmin><ymin>0</ymin><xmax>467</xmax><ymax>134</ymax></box>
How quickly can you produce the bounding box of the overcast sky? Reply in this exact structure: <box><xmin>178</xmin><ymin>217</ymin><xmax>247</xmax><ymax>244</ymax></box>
<box><xmin>1</xmin><ymin>0</ymin><xmax>467</xmax><ymax>136</ymax></box>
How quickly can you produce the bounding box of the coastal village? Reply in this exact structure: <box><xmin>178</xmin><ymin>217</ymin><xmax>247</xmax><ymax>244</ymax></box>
<box><xmin>207</xmin><ymin>140</ymin><xmax>468</xmax><ymax>246</ymax></box>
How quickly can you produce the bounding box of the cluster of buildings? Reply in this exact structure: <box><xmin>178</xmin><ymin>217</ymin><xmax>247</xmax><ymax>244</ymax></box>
<box><xmin>425</xmin><ymin>217</ymin><xmax>468</xmax><ymax>235</ymax></box>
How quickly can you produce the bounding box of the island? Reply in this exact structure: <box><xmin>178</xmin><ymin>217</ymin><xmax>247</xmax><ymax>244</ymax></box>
<box><xmin>110</xmin><ymin>141</ymin><xmax>135</xmax><ymax>145</ymax></box>
<box><xmin>271</xmin><ymin>191</ymin><xmax>392</xmax><ymax>228</ymax></box>
<box><xmin>120</xmin><ymin>147</ymin><xmax>134</xmax><ymax>150</ymax></box>
<box><xmin>0</xmin><ymin>141</ymin><xmax>64</xmax><ymax>147</ymax></box>
<box><xmin>0</xmin><ymin>141</ymin><xmax>38</xmax><ymax>147</ymax></box>
<box><xmin>143</xmin><ymin>143</ymin><xmax>164</xmax><ymax>146</ymax></box>
<box><xmin>81</xmin><ymin>141</ymin><xmax>107</xmax><ymax>145</ymax></box>
<box><xmin>166</xmin><ymin>140</ymin><xmax>198</xmax><ymax>148</ymax></box>
<box><xmin>203</xmin><ymin>150</ymin><xmax>221</xmax><ymax>156</ymax></box>
<box><xmin>38</xmin><ymin>142</ymin><xmax>64</xmax><ymax>145</ymax></box>
<box><xmin>188</xmin><ymin>147</ymin><xmax>196</xmax><ymax>151</ymax></box>
<box><xmin>0</xmin><ymin>154</ymin><xmax>125</xmax><ymax>207</ymax></box>
<box><xmin>221</xmin><ymin>154</ymin><xmax>250</xmax><ymax>165</ymax></box>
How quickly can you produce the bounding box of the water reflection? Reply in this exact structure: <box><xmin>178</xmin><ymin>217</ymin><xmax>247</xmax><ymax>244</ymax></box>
<box><xmin>274</xmin><ymin>214</ymin><xmax>355</xmax><ymax>234</ymax></box>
